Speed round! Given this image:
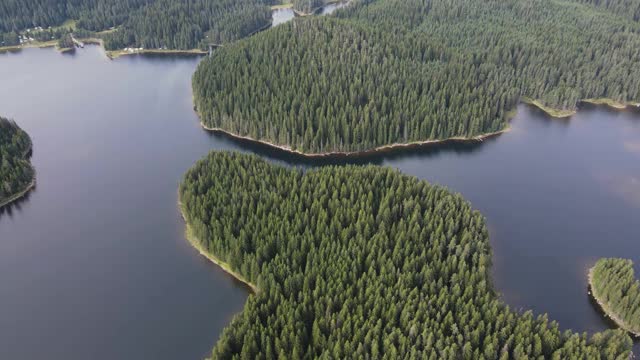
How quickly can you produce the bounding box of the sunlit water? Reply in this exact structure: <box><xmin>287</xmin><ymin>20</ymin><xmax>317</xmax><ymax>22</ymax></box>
<box><xmin>272</xmin><ymin>9</ymin><xmax>295</xmax><ymax>27</ymax></box>
<box><xmin>0</xmin><ymin>46</ymin><xmax>638</xmax><ymax>359</ymax></box>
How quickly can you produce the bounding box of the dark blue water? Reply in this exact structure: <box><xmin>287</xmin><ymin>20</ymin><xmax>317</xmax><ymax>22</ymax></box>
<box><xmin>0</xmin><ymin>46</ymin><xmax>638</xmax><ymax>359</ymax></box>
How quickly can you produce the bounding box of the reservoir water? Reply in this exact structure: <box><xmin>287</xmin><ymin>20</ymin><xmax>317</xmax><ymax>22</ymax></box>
<box><xmin>271</xmin><ymin>9</ymin><xmax>295</xmax><ymax>27</ymax></box>
<box><xmin>0</xmin><ymin>46</ymin><xmax>638</xmax><ymax>359</ymax></box>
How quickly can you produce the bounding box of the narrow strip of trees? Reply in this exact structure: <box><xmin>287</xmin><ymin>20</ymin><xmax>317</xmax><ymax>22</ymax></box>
<box><xmin>180</xmin><ymin>151</ymin><xmax>633</xmax><ymax>359</ymax></box>
<box><xmin>0</xmin><ymin>117</ymin><xmax>34</xmax><ymax>205</ymax></box>
<box><xmin>590</xmin><ymin>258</ymin><xmax>640</xmax><ymax>336</ymax></box>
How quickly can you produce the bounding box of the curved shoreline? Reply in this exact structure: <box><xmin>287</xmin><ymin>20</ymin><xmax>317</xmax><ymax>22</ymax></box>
<box><xmin>587</xmin><ymin>267</ymin><xmax>640</xmax><ymax>338</ymax></box>
<box><xmin>197</xmin><ymin>96</ymin><xmax>638</xmax><ymax>159</ymax></box>
<box><xmin>0</xmin><ymin>178</ymin><xmax>36</xmax><ymax>209</ymax></box>
<box><xmin>178</xmin><ymin>199</ymin><xmax>258</xmax><ymax>293</ymax></box>
<box><xmin>0</xmin><ymin>143</ymin><xmax>36</xmax><ymax>209</ymax></box>
<box><xmin>523</xmin><ymin>97</ymin><xmax>640</xmax><ymax>118</ymax></box>
<box><xmin>200</xmin><ymin>123</ymin><xmax>510</xmax><ymax>159</ymax></box>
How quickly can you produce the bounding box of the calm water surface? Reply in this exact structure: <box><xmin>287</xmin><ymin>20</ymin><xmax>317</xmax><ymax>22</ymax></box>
<box><xmin>272</xmin><ymin>9</ymin><xmax>295</xmax><ymax>26</ymax></box>
<box><xmin>0</xmin><ymin>46</ymin><xmax>638</xmax><ymax>359</ymax></box>
<box><xmin>320</xmin><ymin>1</ymin><xmax>349</xmax><ymax>14</ymax></box>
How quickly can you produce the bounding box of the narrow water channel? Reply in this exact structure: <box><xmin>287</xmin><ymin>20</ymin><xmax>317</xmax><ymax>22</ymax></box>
<box><xmin>0</xmin><ymin>46</ymin><xmax>638</xmax><ymax>359</ymax></box>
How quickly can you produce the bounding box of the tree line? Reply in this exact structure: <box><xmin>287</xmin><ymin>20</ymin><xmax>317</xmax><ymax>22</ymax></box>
<box><xmin>179</xmin><ymin>151</ymin><xmax>633</xmax><ymax>359</ymax></box>
<box><xmin>590</xmin><ymin>258</ymin><xmax>640</xmax><ymax>335</ymax></box>
<box><xmin>0</xmin><ymin>0</ymin><xmax>274</xmax><ymax>50</ymax></box>
<box><xmin>193</xmin><ymin>0</ymin><xmax>640</xmax><ymax>153</ymax></box>
<box><xmin>102</xmin><ymin>0</ymin><xmax>272</xmax><ymax>50</ymax></box>
<box><xmin>0</xmin><ymin>117</ymin><xmax>34</xmax><ymax>205</ymax></box>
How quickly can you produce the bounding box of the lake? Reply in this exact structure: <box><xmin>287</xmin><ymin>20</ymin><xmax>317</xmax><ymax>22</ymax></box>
<box><xmin>0</xmin><ymin>46</ymin><xmax>638</xmax><ymax>359</ymax></box>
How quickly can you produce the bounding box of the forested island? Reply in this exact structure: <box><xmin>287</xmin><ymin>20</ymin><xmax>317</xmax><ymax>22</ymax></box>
<box><xmin>0</xmin><ymin>0</ymin><xmax>273</xmax><ymax>55</ymax></box>
<box><xmin>0</xmin><ymin>117</ymin><xmax>35</xmax><ymax>208</ymax></box>
<box><xmin>179</xmin><ymin>151</ymin><xmax>633</xmax><ymax>359</ymax></box>
<box><xmin>589</xmin><ymin>258</ymin><xmax>640</xmax><ymax>337</ymax></box>
<box><xmin>193</xmin><ymin>0</ymin><xmax>640</xmax><ymax>154</ymax></box>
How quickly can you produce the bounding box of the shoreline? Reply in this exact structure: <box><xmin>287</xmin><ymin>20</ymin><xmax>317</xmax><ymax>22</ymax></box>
<box><xmin>199</xmin><ymin>123</ymin><xmax>510</xmax><ymax>159</ymax></box>
<box><xmin>0</xmin><ymin>40</ymin><xmax>58</xmax><ymax>53</ymax></box>
<box><xmin>1</xmin><ymin>12</ymin><xmax>276</xmax><ymax>60</ymax></box>
<box><xmin>197</xmin><ymin>95</ymin><xmax>639</xmax><ymax>158</ymax></box>
<box><xmin>178</xmin><ymin>199</ymin><xmax>258</xmax><ymax>294</ymax></box>
<box><xmin>0</xmin><ymin>37</ymin><xmax>207</xmax><ymax>59</ymax></box>
<box><xmin>0</xmin><ymin>143</ymin><xmax>36</xmax><ymax>209</ymax></box>
<box><xmin>587</xmin><ymin>267</ymin><xmax>640</xmax><ymax>338</ymax></box>
<box><xmin>523</xmin><ymin>97</ymin><xmax>640</xmax><ymax>118</ymax></box>
<box><xmin>105</xmin><ymin>48</ymin><xmax>207</xmax><ymax>60</ymax></box>
<box><xmin>0</xmin><ymin>178</ymin><xmax>36</xmax><ymax>209</ymax></box>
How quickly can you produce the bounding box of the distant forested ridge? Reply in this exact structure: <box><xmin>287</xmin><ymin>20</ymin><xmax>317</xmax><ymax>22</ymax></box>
<box><xmin>590</xmin><ymin>258</ymin><xmax>640</xmax><ymax>336</ymax></box>
<box><xmin>180</xmin><ymin>151</ymin><xmax>633</xmax><ymax>359</ymax></box>
<box><xmin>0</xmin><ymin>117</ymin><xmax>35</xmax><ymax>206</ymax></box>
<box><xmin>0</xmin><ymin>0</ymin><xmax>272</xmax><ymax>50</ymax></box>
<box><xmin>193</xmin><ymin>0</ymin><xmax>640</xmax><ymax>153</ymax></box>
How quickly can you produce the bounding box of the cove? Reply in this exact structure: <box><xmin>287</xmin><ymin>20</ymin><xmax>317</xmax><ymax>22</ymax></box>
<box><xmin>0</xmin><ymin>46</ymin><xmax>638</xmax><ymax>359</ymax></box>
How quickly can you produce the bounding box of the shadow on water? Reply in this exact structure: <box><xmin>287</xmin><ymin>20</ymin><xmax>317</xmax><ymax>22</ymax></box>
<box><xmin>61</xmin><ymin>49</ymin><xmax>77</xmax><ymax>57</ymax></box>
<box><xmin>587</xmin><ymin>284</ymin><xmax>640</xmax><ymax>344</ymax></box>
<box><xmin>0</xmin><ymin>187</ymin><xmax>35</xmax><ymax>218</ymax></box>
<box><xmin>205</xmin><ymin>128</ymin><xmax>496</xmax><ymax>167</ymax></box>
<box><xmin>1</xmin><ymin>46</ymin><xmax>639</xmax><ymax>358</ymax></box>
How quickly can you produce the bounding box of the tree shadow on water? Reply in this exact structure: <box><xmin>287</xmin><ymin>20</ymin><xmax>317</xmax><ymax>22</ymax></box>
<box><xmin>0</xmin><ymin>186</ymin><xmax>35</xmax><ymax>220</ymax></box>
<box><xmin>205</xmin><ymin>129</ymin><xmax>499</xmax><ymax>168</ymax></box>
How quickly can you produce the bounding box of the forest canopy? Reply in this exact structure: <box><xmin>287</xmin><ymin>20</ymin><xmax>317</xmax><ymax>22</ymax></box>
<box><xmin>590</xmin><ymin>258</ymin><xmax>640</xmax><ymax>336</ymax></box>
<box><xmin>193</xmin><ymin>0</ymin><xmax>640</xmax><ymax>154</ymax></box>
<box><xmin>179</xmin><ymin>151</ymin><xmax>633</xmax><ymax>359</ymax></box>
<box><xmin>0</xmin><ymin>117</ymin><xmax>35</xmax><ymax>206</ymax></box>
<box><xmin>0</xmin><ymin>0</ymin><xmax>273</xmax><ymax>50</ymax></box>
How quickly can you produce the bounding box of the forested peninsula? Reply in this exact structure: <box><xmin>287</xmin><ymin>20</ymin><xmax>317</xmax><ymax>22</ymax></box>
<box><xmin>0</xmin><ymin>0</ymin><xmax>273</xmax><ymax>55</ymax></box>
<box><xmin>179</xmin><ymin>151</ymin><xmax>633</xmax><ymax>359</ymax></box>
<box><xmin>193</xmin><ymin>0</ymin><xmax>640</xmax><ymax>154</ymax></box>
<box><xmin>0</xmin><ymin>117</ymin><xmax>35</xmax><ymax>208</ymax></box>
<box><xmin>589</xmin><ymin>258</ymin><xmax>640</xmax><ymax>337</ymax></box>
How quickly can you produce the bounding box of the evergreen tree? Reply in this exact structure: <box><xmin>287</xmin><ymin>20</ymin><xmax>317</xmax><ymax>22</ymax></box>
<box><xmin>0</xmin><ymin>116</ymin><xmax>35</xmax><ymax>205</ymax></box>
<box><xmin>179</xmin><ymin>151</ymin><xmax>634</xmax><ymax>359</ymax></box>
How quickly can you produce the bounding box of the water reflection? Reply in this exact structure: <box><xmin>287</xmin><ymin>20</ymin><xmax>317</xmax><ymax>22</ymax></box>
<box><xmin>205</xmin><ymin>129</ymin><xmax>493</xmax><ymax>167</ymax></box>
<box><xmin>1</xmin><ymin>46</ymin><xmax>639</xmax><ymax>357</ymax></box>
<box><xmin>0</xmin><ymin>187</ymin><xmax>35</xmax><ymax>217</ymax></box>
